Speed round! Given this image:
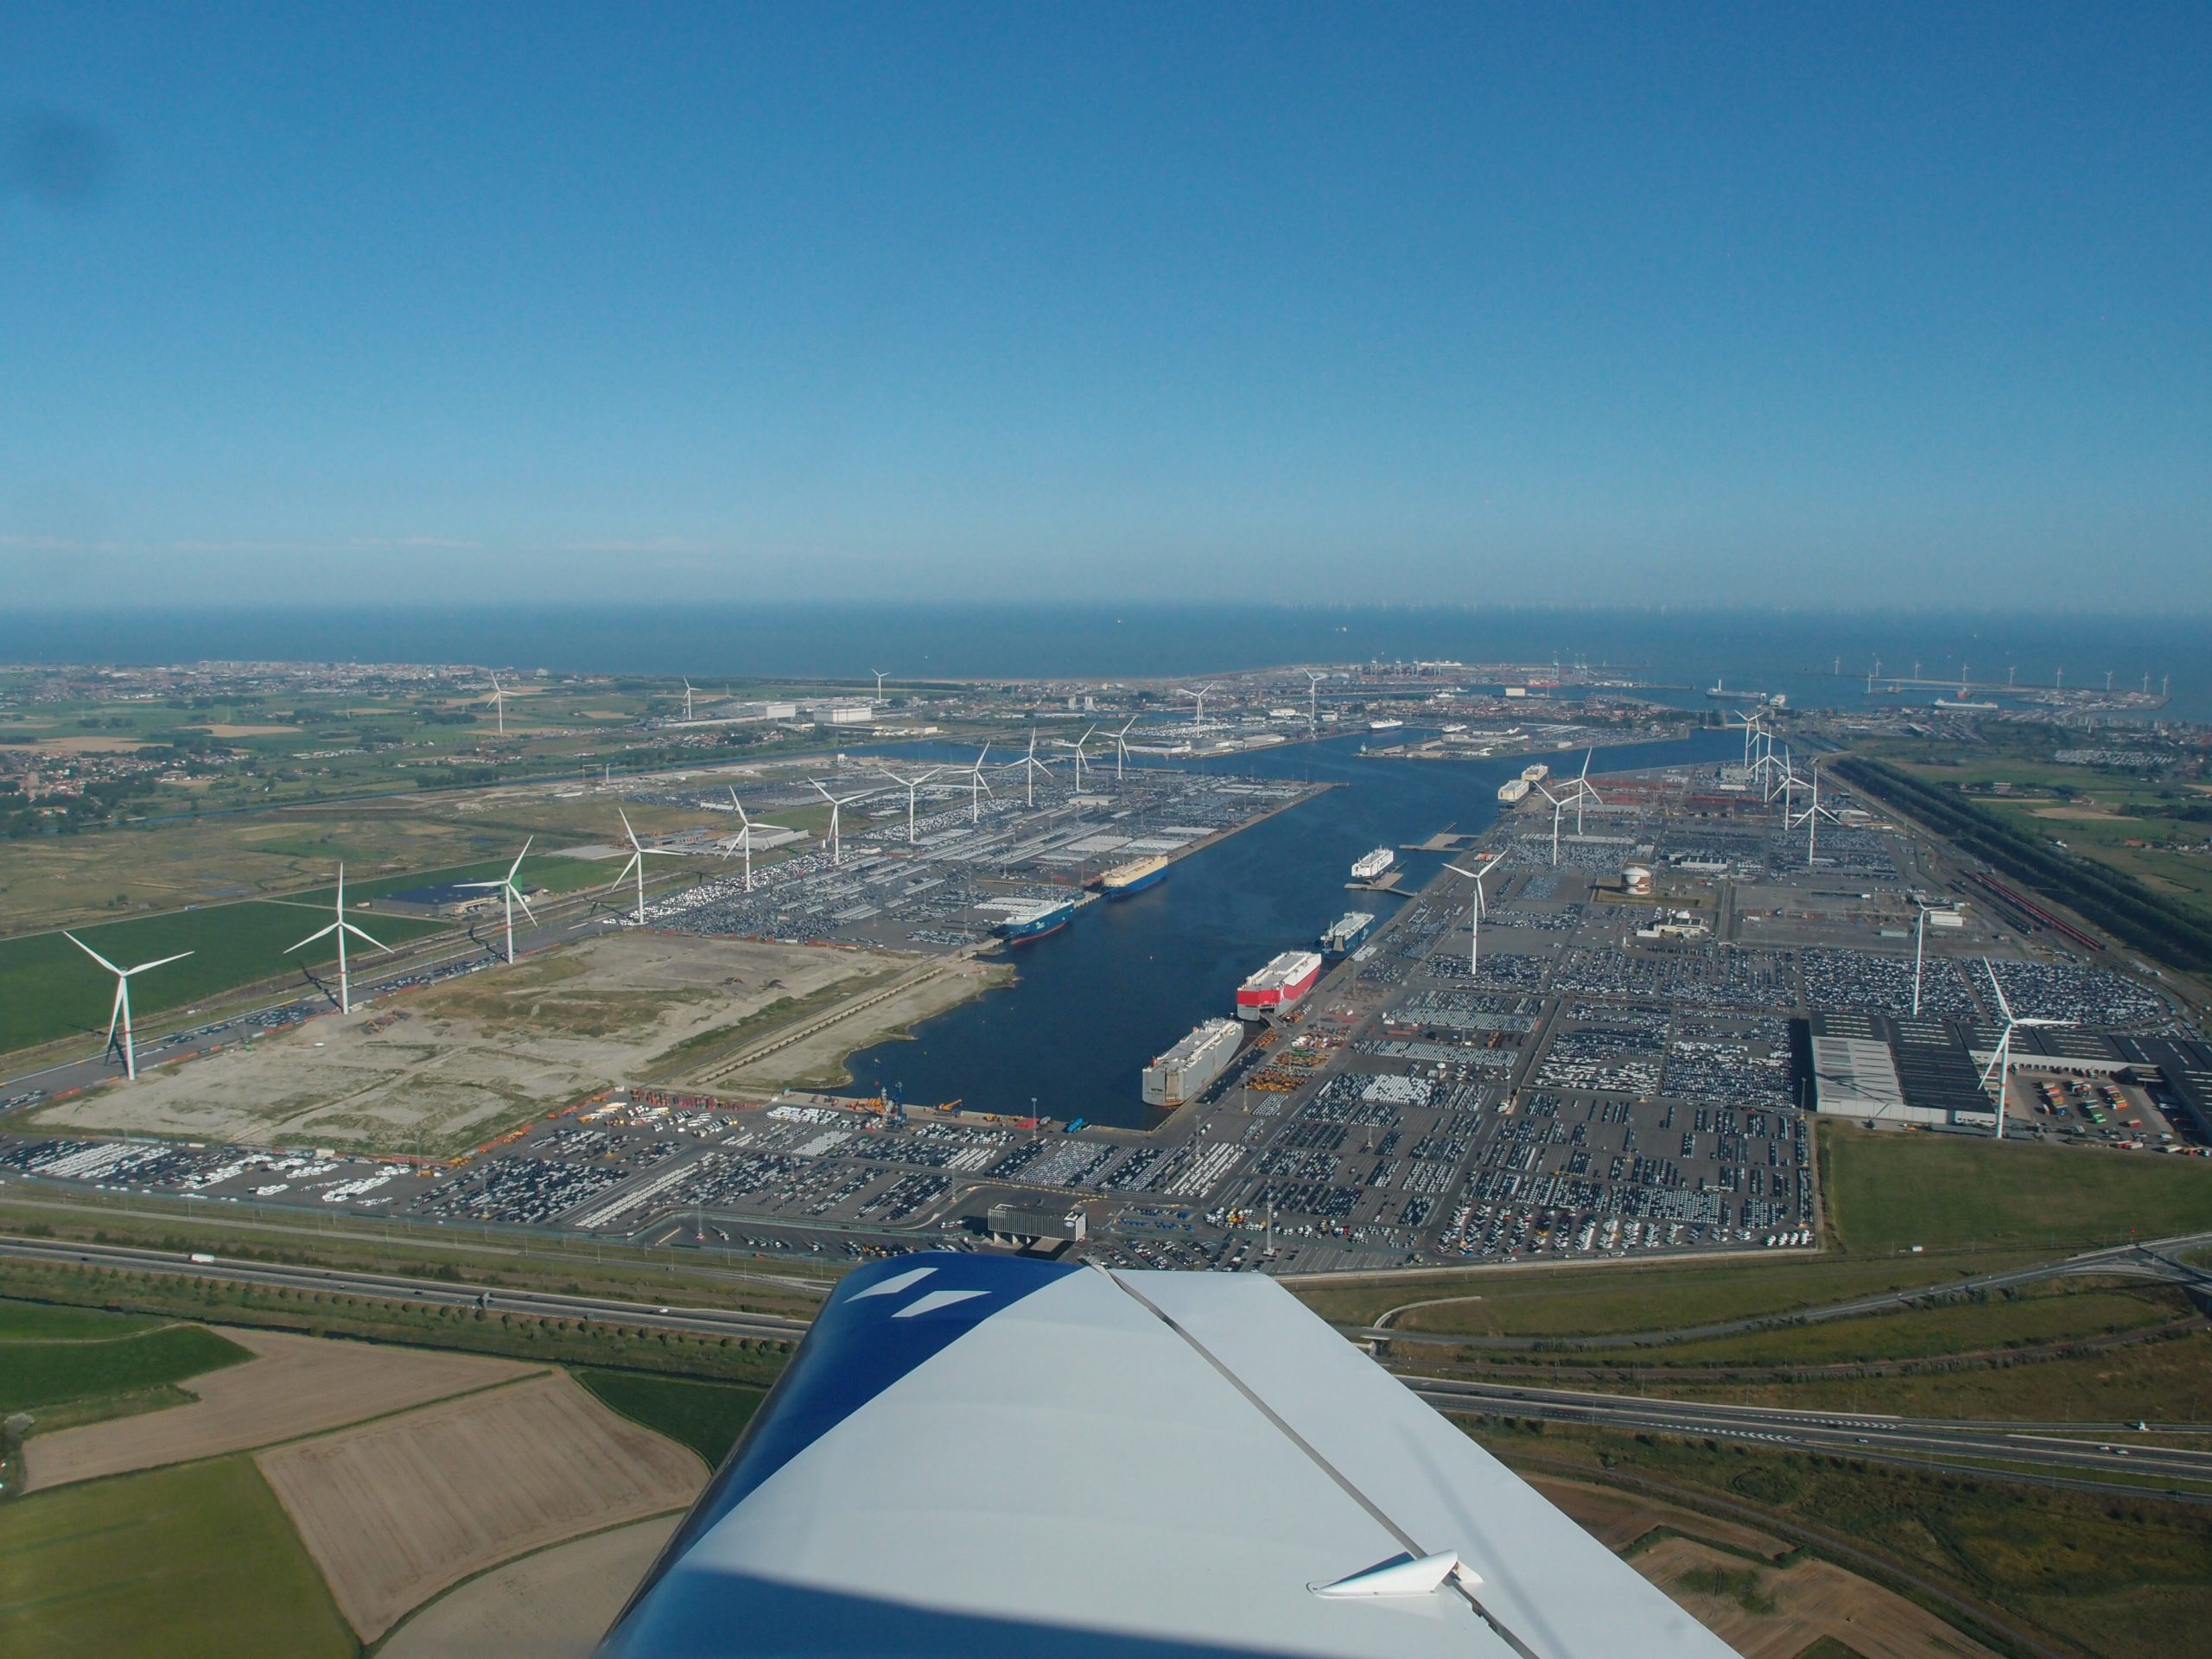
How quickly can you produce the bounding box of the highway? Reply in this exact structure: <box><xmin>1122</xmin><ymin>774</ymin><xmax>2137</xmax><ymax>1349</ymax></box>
<box><xmin>10</xmin><ymin>1234</ymin><xmax>2210</xmax><ymax>1499</ymax></box>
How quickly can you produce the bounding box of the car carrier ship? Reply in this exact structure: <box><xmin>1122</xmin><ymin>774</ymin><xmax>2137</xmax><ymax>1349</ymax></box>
<box><xmin>1350</xmin><ymin>847</ymin><xmax>1395</xmax><ymax>883</ymax></box>
<box><xmin>1319</xmin><ymin>911</ymin><xmax>1376</xmax><ymax>957</ymax></box>
<box><xmin>993</xmin><ymin>898</ymin><xmax>1074</xmax><ymax>944</ymax></box>
<box><xmin>1096</xmin><ymin>854</ymin><xmax>1169</xmax><ymax>898</ymax></box>
<box><xmin>1141</xmin><ymin>1018</ymin><xmax>1243</xmax><ymax>1108</ymax></box>
<box><xmin>1236</xmin><ymin>950</ymin><xmax>1324</xmax><ymax>1020</ymax></box>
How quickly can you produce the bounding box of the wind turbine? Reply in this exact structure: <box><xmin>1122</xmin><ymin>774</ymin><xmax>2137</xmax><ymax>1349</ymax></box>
<box><xmin>1787</xmin><ymin>757</ymin><xmax>1842</xmax><ymax>865</ymax></box>
<box><xmin>65</xmin><ymin>934</ymin><xmax>192</xmax><ymax>1081</ymax></box>
<box><xmin>1910</xmin><ymin>900</ymin><xmax>1933</xmax><ymax>1017</ymax></box>
<box><xmin>809</xmin><ymin>779</ymin><xmax>873</xmax><ymax>865</ymax></box>
<box><xmin>1561</xmin><ymin>749</ymin><xmax>1602</xmax><ymax>835</ymax></box>
<box><xmin>721</xmin><ymin>789</ymin><xmax>758</xmax><ymax>890</ymax></box>
<box><xmin>871</xmin><ymin>669</ymin><xmax>887</xmax><ymax>698</ymax></box>
<box><xmin>1004</xmin><ymin>733</ymin><xmax>1055</xmax><ymax>808</ymax></box>
<box><xmin>459</xmin><ymin>837</ymin><xmax>536</xmax><ymax>963</ymax></box>
<box><xmin>876</xmin><ymin>764</ymin><xmax>942</xmax><ymax>842</ymax></box>
<box><xmin>1979</xmin><ymin>960</ymin><xmax>2067</xmax><ymax>1141</ymax></box>
<box><xmin>485</xmin><ymin>672</ymin><xmax>508</xmax><ymax>736</ymax></box>
<box><xmin>963</xmin><ymin>744</ymin><xmax>994</xmax><ymax>823</ymax></box>
<box><xmin>1446</xmin><ymin>857</ymin><xmax>1501</xmax><ymax>978</ymax></box>
<box><xmin>1060</xmin><ymin>726</ymin><xmax>1096</xmax><ymax>791</ymax></box>
<box><xmin>1728</xmin><ymin>710</ymin><xmax>1763</xmax><ymax>769</ymax></box>
<box><xmin>287</xmin><ymin>865</ymin><xmax>389</xmax><ymax>1014</ymax></box>
<box><xmin>1534</xmin><ymin>782</ymin><xmax>1568</xmax><ymax>867</ymax></box>
<box><xmin>680</xmin><ymin>677</ymin><xmax>697</xmax><ymax>721</ymax></box>
<box><xmin>1112</xmin><ymin>717</ymin><xmax>1138</xmax><ymax>780</ymax></box>
<box><xmin>613</xmin><ymin>810</ymin><xmax>685</xmax><ymax>924</ymax></box>
<box><xmin>1180</xmin><ymin>683</ymin><xmax>1217</xmax><ymax>726</ymax></box>
<box><xmin>1306</xmin><ymin>671</ymin><xmax>1325</xmax><ymax>732</ymax></box>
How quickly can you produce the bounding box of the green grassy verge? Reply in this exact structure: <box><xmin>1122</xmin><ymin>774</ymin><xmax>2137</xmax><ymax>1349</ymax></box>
<box><xmin>1645</xmin><ymin>1281</ymin><xmax>2187</xmax><ymax>1369</ymax></box>
<box><xmin>1294</xmin><ymin>1249</ymin><xmax>2044</xmax><ymax>1337</ymax></box>
<box><xmin>1821</xmin><ymin>1120</ymin><xmax>2212</xmax><ymax>1254</ymax></box>
<box><xmin>0</xmin><ymin>1258</ymin><xmax>791</xmax><ymax>1389</ymax></box>
<box><xmin>575</xmin><ymin>1370</ymin><xmax>763</xmax><ymax>1467</ymax></box>
<box><xmin>1468</xmin><ymin>1418</ymin><xmax>2212</xmax><ymax>1659</ymax></box>
<box><xmin>1</xmin><ymin>1320</ymin><xmax>249</xmax><ymax>1418</ymax></box>
<box><xmin>0</xmin><ymin>900</ymin><xmax>454</xmax><ymax>1053</ymax></box>
<box><xmin>0</xmin><ymin>1296</ymin><xmax>160</xmax><ymax>1340</ymax></box>
<box><xmin>0</xmin><ymin>1456</ymin><xmax>355</xmax><ymax>1657</ymax></box>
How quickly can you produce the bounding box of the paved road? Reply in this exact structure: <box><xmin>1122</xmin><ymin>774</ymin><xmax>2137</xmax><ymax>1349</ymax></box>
<box><xmin>1360</xmin><ymin>1230</ymin><xmax>2212</xmax><ymax>1349</ymax></box>
<box><xmin>11</xmin><ymin>1234</ymin><xmax>2211</xmax><ymax>1498</ymax></box>
<box><xmin>0</xmin><ymin>1236</ymin><xmax>811</xmax><ymax>1344</ymax></box>
<box><xmin>1407</xmin><ymin>1375</ymin><xmax>2212</xmax><ymax>1500</ymax></box>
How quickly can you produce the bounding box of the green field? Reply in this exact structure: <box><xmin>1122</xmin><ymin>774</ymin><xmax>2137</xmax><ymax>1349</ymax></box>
<box><xmin>1821</xmin><ymin>1121</ymin><xmax>2212</xmax><ymax>1253</ymax></box>
<box><xmin>0</xmin><ymin>1297</ymin><xmax>160</xmax><ymax>1340</ymax></box>
<box><xmin>575</xmin><ymin>1370</ymin><xmax>764</xmax><ymax>1466</ymax></box>
<box><xmin>290</xmin><ymin>849</ymin><xmax>620</xmax><ymax>907</ymax></box>
<box><xmin>0</xmin><ymin>1318</ymin><xmax>250</xmax><ymax>1417</ymax></box>
<box><xmin>1294</xmin><ymin>1249</ymin><xmax>2043</xmax><ymax>1338</ymax></box>
<box><xmin>1645</xmin><ymin>1282</ymin><xmax>2186</xmax><ymax>1368</ymax></box>
<box><xmin>0</xmin><ymin>1457</ymin><xmax>355</xmax><ymax>1658</ymax></box>
<box><xmin>0</xmin><ymin>900</ymin><xmax>456</xmax><ymax>1055</ymax></box>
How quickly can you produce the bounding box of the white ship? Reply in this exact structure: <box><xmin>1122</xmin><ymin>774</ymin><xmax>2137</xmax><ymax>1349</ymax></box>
<box><xmin>1350</xmin><ymin>848</ymin><xmax>1395</xmax><ymax>882</ymax></box>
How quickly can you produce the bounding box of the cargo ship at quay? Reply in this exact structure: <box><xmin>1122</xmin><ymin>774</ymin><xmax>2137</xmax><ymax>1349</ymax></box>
<box><xmin>1236</xmin><ymin>950</ymin><xmax>1324</xmax><ymax>1020</ymax></box>
<box><xmin>993</xmin><ymin>898</ymin><xmax>1076</xmax><ymax>944</ymax></box>
<box><xmin>1141</xmin><ymin>1017</ymin><xmax>1244</xmax><ymax>1108</ymax></box>
<box><xmin>1095</xmin><ymin>854</ymin><xmax>1170</xmax><ymax>898</ymax></box>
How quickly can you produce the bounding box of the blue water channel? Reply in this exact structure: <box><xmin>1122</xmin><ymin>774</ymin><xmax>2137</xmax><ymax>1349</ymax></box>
<box><xmin>841</xmin><ymin>727</ymin><xmax>1742</xmax><ymax>1128</ymax></box>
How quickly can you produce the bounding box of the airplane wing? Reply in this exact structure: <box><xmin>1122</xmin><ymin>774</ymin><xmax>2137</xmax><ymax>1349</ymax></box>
<box><xmin>600</xmin><ymin>1252</ymin><xmax>1738</xmax><ymax>1659</ymax></box>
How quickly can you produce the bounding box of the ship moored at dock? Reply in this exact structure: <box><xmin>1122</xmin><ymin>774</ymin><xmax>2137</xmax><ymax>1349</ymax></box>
<box><xmin>1350</xmin><ymin>848</ymin><xmax>1395</xmax><ymax>883</ymax></box>
<box><xmin>1141</xmin><ymin>1018</ymin><xmax>1243</xmax><ymax>1108</ymax></box>
<box><xmin>1319</xmin><ymin>911</ymin><xmax>1376</xmax><ymax>957</ymax></box>
<box><xmin>992</xmin><ymin>897</ymin><xmax>1075</xmax><ymax>944</ymax></box>
<box><xmin>1096</xmin><ymin>854</ymin><xmax>1170</xmax><ymax>898</ymax></box>
<box><xmin>1236</xmin><ymin>950</ymin><xmax>1324</xmax><ymax>1020</ymax></box>
<box><xmin>1497</xmin><ymin>777</ymin><xmax>1531</xmax><ymax>804</ymax></box>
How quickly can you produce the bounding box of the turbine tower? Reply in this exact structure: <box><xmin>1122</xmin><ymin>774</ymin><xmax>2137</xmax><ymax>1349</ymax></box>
<box><xmin>871</xmin><ymin>669</ymin><xmax>888</xmax><ymax>697</ymax></box>
<box><xmin>1979</xmin><ymin>960</ymin><xmax>2068</xmax><ymax>1141</ymax></box>
<box><xmin>1305</xmin><ymin>671</ymin><xmax>1325</xmax><ymax>732</ymax></box>
<box><xmin>65</xmin><ymin>934</ymin><xmax>193</xmax><ymax>1081</ymax></box>
<box><xmin>808</xmin><ymin>779</ymin><xmax>873</xmax><ymax>866</ymax></box>
<box><xmin>287</xmin><ymin>865</ymin><xmax>390</xmax><ymax>1014</ymax></box>
<box><xmin>485</xmin><ymin>672</ymin><xmax>508</xmax><ymax>736</ymax></box>
<box><xmin>1005</xmin><ymin>733</ymin><xmax>1055</xmax><ymax>808</ymax></box>
<box><xmin>1534</xmin><ymin>782</ymin><xmax>1568</xmax><ymax>867</ymax></box>
<box><xmin>613</xmin><ymin>810</ymin><xmax>684</xmax><ymax>924</ymax></box>
<box><xmin>721</xmin><ymin>789</ymin><xmax>759</xmax><ymax>890</ymax></box>
<box><xmin>681</xmin><ymin>678</ymin><xmax>697</xmax><ymax>721</ymax></box>
<box><xmin>1061</xmin><ymin>726</ymin><xmax>1096</xmax><ymax>791</ymax></box>
<box><xmin>1786</xmin><ymin>758</ymin><xmax>1842</xmax><ymax>865</ymax></box>
<box><xmin>1112</xmin><ymin>717</ymin><xmax>1138</xmax><ymax>780</ymax></box>
<box><xmin>875</xmin><ymin>765</ymin><xmax>942</xmax><ymax>843</ymax></box>
<box><xmin>1446</xmin><ymin>857</ymin><xmax>1501</xmax><ymax>978</ymax></box>
<box><xmin>964</xmin><ymin>744</ymin><xmax>994</xmax><ymax>823</ymax></box>
<box><xmin>458</xmin><ymin>837</ymin><xmax>536</xmax><ymax>963</ymax></box>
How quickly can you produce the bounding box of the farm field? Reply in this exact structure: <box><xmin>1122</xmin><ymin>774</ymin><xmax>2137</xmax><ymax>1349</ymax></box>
<box><xmin>21</xmin><ymin>1326</ymin><xmax>536</xmax><ymax>1492</ymax></box>
<box><xmin>26</xmin><ymin>931</ymin><xmax>899</xmax><ymax>1153</ymax></box>
<box><xmin>575</xmin><ymin>1369</ymin><xmax>764</xmax><ymax>1466</ymax></box>
<box><xmin>380</xmin><ymin>1514</ymin><xmax>680</xmax><ymax>1659</ymax></box>
<box><xmin>0</xmin><ymin>1455</ymin><xmax>355</xmax><ymax>1659</ymax></box>
<box><xmin>257</xmin><ymin>1369</ymin><xmax>702</xmax><ymax>1641</ymax></box>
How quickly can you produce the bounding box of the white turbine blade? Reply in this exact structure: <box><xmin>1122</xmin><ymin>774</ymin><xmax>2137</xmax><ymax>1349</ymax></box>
<box><xmin>809</xmin><ymin>779</ymin><xmax>836</xmax><ymax>803</ymax></box>
<box><xmin>123</xmin><ymin>950</ymin><xmax>194</xmax><ymax>976</ymax></box>
<box><xmin>1982</xmin><ymin>959</ymin><xmax>2013</xmax><ymax>1023</ymax></box>
<box><xmin>105</xmin><ymin>978</ymin><xmax>126</xmax><ymax>1046</ymax></box>
<box><xmin>512</xmin><ymin>887</ymin><xmax>538</xmax><ymax>925</ymax></box>
<box><xmin>506</xmin><ymin>836</ymin><xmax>533</xmax><ymax>881</ymax></box>
<box><xmin>613</xmin><ymin>851</ymin><xmax>641</xmax><ymax>887</ymax></box>
<box><xmin>620</xmin><ymin>807</ymin><xmax>643</xmax><ymax>849</ymax></box>
<box><xmin>288</xmin><ymin>921</ymin><xmax>340</xmax><ymax>953</ymax></box>
<box><xmin>341</xmin><ymin>920</ymin><xmax>390</xmax><ymax>951</ymax></box>
<box><xmin>1446</xmin><ymin>863</ymin><xmax>1481</xmax><ymax>880</ymax></box>
<box><xmin>64</xmin><ymin>931</ymin><xmax>124</xmax><ymax>977</ymax></box>
<box><xmin>456</xmin><ymin>879</ymin><xmax>505</xmax><ymax>891</ymax></box>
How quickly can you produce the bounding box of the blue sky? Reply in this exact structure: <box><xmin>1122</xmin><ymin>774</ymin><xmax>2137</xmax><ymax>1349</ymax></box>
<box><xmin>3</xmin><ymin>3</ymin><xmax>2207</xmax><ymax>608</ymax></box>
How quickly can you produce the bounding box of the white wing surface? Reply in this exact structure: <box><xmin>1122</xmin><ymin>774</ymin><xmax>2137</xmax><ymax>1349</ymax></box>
<box><xmin>600</xmin><ymin>1252</ymin><xmax>1738</xmax><ymax>1659</ymax></box>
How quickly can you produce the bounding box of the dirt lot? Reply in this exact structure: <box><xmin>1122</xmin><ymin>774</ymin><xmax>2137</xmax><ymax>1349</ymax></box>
<box><xmin>22</xmin><ymin>1328</ymin><xmax>534</xmax><ymax>1492</ymax></box>
<box><xmin>1531</xmin><ymin>1474</ymin><xmax>1789</xmax><ymax>1558</ymax></box>
<box><xmin>31</xmin><ymin>932</ymin><xmax>912</xmax><ymax>1152</ymax></box>
<box><xmin>1637</xmin><ymin>1535</ymin><xmax>1998</xmax><ymax>1659</ymax></box>
<box><xmin>380</xmin><ymin>1513</ymin><xmax>678</xmax><ymax>1659</ymax></box>
<box><xmin>257</xmin><ymin>1370</ymin><xmax>702</xmax><ymax>1642</ymax></box>
<box><xmin>694</xmin><ymin>953</ymin><xmax>1012</xmax><ymax>1091</ymax></box>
